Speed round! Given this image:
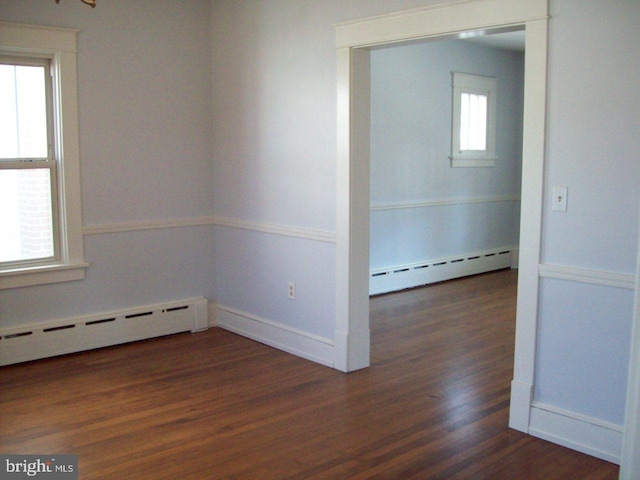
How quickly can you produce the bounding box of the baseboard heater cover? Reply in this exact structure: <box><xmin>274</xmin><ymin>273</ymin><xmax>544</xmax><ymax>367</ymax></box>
<box><xmin>0</xmin><ymin>297</ymin><xmax>208</xmax><ymax>366</ymax></box>
<box><xmin>370</xmin><ymin>247</ymin><xmax>516</xmax><ymax>295</ymax></box>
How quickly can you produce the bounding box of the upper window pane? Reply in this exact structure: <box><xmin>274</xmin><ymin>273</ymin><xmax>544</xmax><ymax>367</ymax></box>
<box><xmin>460</xmin><ymin>93</ymin><xmax>487</xmax><ymax>151</ymax></box>
<box><xmin>0</xmin><ymin>63</ymin><xmax>48</xmax><ymax>160</ymax></box>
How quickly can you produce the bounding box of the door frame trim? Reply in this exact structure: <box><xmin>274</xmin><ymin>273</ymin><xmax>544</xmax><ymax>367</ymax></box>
<box><xmin>334</xmin><ymin>0</ymin><xmax>549</xmax><ymax>434</ymax></box>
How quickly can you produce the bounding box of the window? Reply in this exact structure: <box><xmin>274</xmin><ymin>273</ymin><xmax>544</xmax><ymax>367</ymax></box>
<box><xmin>1</xmin><ymin>57</ymin><xmax>58</xmax><ymax>265</ymax></box>
<box><xmin>0</xmin><ymin>23</ymin><xmax>86</xmax><ymax>289</ymax></box>
<box><xmin>450</xmin><ymin>72</ymin><xmax>497</xmax><ymax>167</ymax></box>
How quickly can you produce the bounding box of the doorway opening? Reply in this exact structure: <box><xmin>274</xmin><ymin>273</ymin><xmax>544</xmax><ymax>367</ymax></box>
<box><xmin>334</xmin><ymin>1</ymin><xmax>549</xmax><ymax>435</ymax></box>
<box><xmin>368</xmin><ymin>32</ymin><xmax>525</xmax><ymax>298</ymax></box>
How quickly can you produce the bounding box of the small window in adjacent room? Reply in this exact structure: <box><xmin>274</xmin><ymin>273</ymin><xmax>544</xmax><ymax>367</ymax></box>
<box><xmin>0</xmin><ymin>23</ymin><xmax>87</xmax><ymax>289</ymax></box>
<box><xmin>450</xmin><ymin>72</ymin><xmax>497</xmax><ymax>167</ymax></box>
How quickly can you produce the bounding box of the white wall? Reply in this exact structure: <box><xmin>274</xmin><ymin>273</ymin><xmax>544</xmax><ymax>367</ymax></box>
<box><xmin>533</xmin><ymin>0</ymin><xmax>640</xmax><ymax>426</ymax></box>
<box><xmin>0</xmin><ymin>0</ymin><xmax>216</xmax><ymax>327</ymax></box>
<box><xmin>369</xmin><ymin>39</ymin><xmax>523</xmax><ymax>271</ymax></box>
<box><xmin>209</xmin><ymin>0</ymin><xmax>448</xmax><ymax>341</ymax></box>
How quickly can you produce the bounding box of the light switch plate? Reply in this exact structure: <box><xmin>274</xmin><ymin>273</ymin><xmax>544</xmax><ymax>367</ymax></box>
<box><xmin>552</xmin><ymin>186</ymin><xmax>568</xmax><ymax>212</ymax></box>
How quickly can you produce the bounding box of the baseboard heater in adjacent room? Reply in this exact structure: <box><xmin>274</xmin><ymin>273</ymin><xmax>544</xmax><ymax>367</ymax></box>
<box><xmin>370</xmin><ymin>247</ymin><xmax>517</xmax><ymax>295</ymax></box>
<box><xmin>0</xmin><ymin>297</ymin><xmax>209</xmax><ymax>366</ymax></box>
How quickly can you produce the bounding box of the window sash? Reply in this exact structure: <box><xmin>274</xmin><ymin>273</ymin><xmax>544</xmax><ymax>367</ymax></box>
<box><xmin>0</xmin><ymin>55</ymin><xmax>60</xmax><ymax>269</ymax></box>
<box><xmin>0</xmin><ymin>56</ymin><xmax>53</xmax><ymax>162</ymax></box>
<box><xmin>450</xmin><ymin>72</ymin><xmax>497</xmax><ymax>167</ymax></box>
<box><xmin>0</xmin><ymin>22</ymin><xmax>87</xmax><ymax>289</ymax></box>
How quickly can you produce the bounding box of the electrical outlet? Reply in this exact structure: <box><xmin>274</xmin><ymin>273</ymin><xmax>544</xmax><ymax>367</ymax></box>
<box><xmin>288</xmin><ymin>281</ymin><xmax>296</xmax><ymax>300</ymax></box>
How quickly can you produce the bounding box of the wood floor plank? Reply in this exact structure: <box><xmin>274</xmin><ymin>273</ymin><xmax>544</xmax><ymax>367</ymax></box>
<box><xmin>0</xmin><ymin>270</ymin><xmax>620</xmax><ymax>479</ymax></box>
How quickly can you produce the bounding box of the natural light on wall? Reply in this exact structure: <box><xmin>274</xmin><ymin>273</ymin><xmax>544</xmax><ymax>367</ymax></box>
<box><xmin>0</xmin><ymin>63</ymin><xmax>55</xmax><ymax>263</ymax></box>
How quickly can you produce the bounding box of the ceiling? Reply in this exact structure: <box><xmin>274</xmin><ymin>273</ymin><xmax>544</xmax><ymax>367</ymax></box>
<box><xmin>460</xmin><ymin>30</ymin><xmax>526</xmax><ymax>52</ymax></box>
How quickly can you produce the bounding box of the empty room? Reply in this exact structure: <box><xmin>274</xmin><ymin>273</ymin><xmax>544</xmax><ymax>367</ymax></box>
<box><xmin>1</xmin><ymin>1</ymin><xmax>639</xmax><ymax>478</ymax></box>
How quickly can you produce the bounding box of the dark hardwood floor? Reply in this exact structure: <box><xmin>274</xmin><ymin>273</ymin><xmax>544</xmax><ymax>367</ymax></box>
<box><xmin>0</xmin><ymin>270</ymin><xmax>620</xmax><ymax>479</ymax></box>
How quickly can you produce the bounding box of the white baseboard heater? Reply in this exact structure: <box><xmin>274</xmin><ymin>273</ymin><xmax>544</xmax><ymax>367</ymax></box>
<box><xmin>0</xmin><ymin>297</ymin><xmax>209</xmax><ymax>366</ymax></box>
<box><xmin>370</xmin><ymin>247</ymin><xmax>517</xmax><ymax>295</ymax></box>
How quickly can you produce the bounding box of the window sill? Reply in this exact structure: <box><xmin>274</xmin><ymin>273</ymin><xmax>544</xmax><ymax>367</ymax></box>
<box><xmin>450</xmin><ymin>157</ymin><xmax>496</xmax><ymax>168</ymax></box>
<box><xmin>0</xmin><ymin>262</ymin><xmax>89</xmax><ymax>290</ymax></box>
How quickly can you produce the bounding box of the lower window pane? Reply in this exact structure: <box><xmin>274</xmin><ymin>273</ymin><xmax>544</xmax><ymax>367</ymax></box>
<box><xmin>0</xmin><ymin>169</ymin><xmax>54</xmax><ymax>263</ymax></box>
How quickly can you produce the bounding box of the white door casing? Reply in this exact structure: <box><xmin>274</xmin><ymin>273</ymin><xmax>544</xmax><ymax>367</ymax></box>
<box><xmin>619</xmin><ymin>204</ymin><xmax>640</xmax><ymax>479</ymax></box>
<box><xmin>334</xmin><ymin>0</ymin><xmax>549</xmax><ymax>434</ymax></box>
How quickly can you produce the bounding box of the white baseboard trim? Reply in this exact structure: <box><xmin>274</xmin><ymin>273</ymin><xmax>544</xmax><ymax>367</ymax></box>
<box><xmin>508</xmin><ymin>380</ymin><xmax>532</xmax><ymax>432</ymax></box>
<box><xmin>208</xmin><ymin>302</ymin><xmax>217</xmax><ymax>328</ymax></box>
<box><xmin>529</xmin><ymin>402</ymin><xmax>622</xmax><ymax>464</ymax></box>
<box><xmin>510</xmin><ymin>247</ymin><xmax>519</xmax><ymax>269</ymax></box>
<box><xmin>214</xmin><ymin>305</ymin><xmax>335</xmax><ymax>368</ymax></box>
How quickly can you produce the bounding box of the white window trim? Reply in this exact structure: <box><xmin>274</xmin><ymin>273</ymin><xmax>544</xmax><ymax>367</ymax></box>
<box><xmin>450</xmin><ymin>72</ymin><xmax>497</xmax><ymax>168</ymax></box>
<box><xmin>0</xmin><ymin>23</ymin><xmax>87</xmax><ymax>289</ymax></box>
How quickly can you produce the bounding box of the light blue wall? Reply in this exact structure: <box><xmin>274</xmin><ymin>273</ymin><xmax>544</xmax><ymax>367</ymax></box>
<box><xmin>370</xmin><ymin>203</ymin><xmax>520</xmax><ymax>268</ymax></box>
<box><xmin>0</xmin><ymin>0</ymin><xmax>216</xmax><ymax>327</ymax></box>
<box><xmin>214</xmin><ymin>227</ymin><xmax>336</xmax><ymax>340</ymax></box>
<box><xmin>1</xmin><ymin>228</ymin><xmax>216</xmax><ymax>328</ymax></box>
<box><xmin>542</xmin><ymin>1</ymin><xmax>639</xmax><ymax>272</ymax></box>
<box><xmin>533</xmin><ymin>0</ymin><xmax>640</xmax><ymax>424</ymax></box>
<box><xmin>536</xmin><ymin>279</ymin><xmax>633</xmax><ymax>424</ymax></box>
<box><xmin>369</xmin><ymin>40</ymin><xmax>524</xmax><ymax>270</ymax></box>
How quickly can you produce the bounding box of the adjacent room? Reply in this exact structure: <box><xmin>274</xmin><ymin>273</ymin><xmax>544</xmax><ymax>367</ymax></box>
<box><xmin>368</xmin><ymin>33</ymin><xmax>524</xmax><ymax>295</ymax></box>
